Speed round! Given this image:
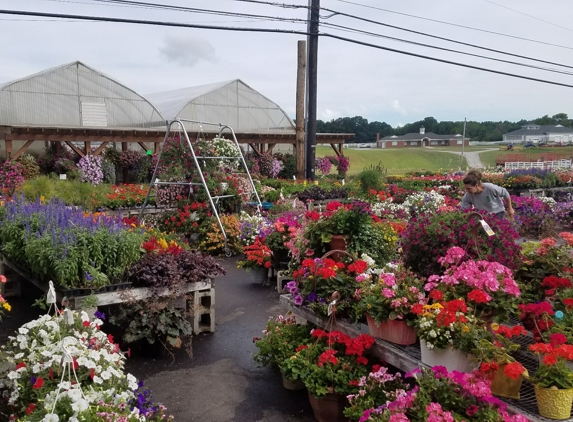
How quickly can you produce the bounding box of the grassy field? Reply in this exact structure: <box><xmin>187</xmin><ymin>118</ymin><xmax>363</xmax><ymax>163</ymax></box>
<box><xmin>316</xmin><ymin>146</ymin><xmax>472</xmax><ymax>175</ymax></box>
<box><xmin>317</xmin><ymin>145</ymin><xmax>573</xmax><ymax>174</ymax></box>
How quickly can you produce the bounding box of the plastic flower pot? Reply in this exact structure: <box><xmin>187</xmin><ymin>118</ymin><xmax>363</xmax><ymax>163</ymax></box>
<box><xmin>420</xmin><ymin>340</ymin><xmax>475</xmax><ymax>373</ymax></box>
<box><xmin>490</xmin><ymin>364</ymin><xmax>524</xmax><ymax>400</ymax></box>
<box><xmin>366</xmin><ymin>314</ymin><xmax>417</xmax><ymax>345</ymax></box>
<box><xmin>247</xmin><ymin>267</ymin><xmax>268</xmax><ymax>285</ymax></box>
<box><xmin>534</xmin><ymin>385</ymin><xmax>573</xmax><ymax>420</ymax></box>
<box><xmin>280</xmin><ymin>370</ymin><xmax>305</xmax><ymax>391</ymax></box>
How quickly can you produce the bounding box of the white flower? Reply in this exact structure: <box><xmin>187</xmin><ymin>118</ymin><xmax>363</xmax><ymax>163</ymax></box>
<box><xmin>428</xmin><ymin>330</ymin><xmax>437</xmax><ymax>338</ymax></box>
<box><xmin>43</xmin><ymin>414</ymin><xmax>59</xmax><ymax>422</ymax></box>
<box><xmin>71</xmin><ymin>398</ymin><xmax>89</xmax><ymax>412</ymax></box>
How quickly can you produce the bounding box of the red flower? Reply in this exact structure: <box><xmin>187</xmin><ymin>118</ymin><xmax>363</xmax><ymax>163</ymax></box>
<box><xmin>429</xmin><ymin>290</ymin><xmax>443</xmax><ymax>301</ymax></box>
<box><xmin>82</xmin><ymin>321</ymin><xmax>90</xmax><ymax>327</ymax></box>
<box><xmin>411</xmin><ymin>304</ymin><xmax>424</xmax><ymax>315</ymax></box>
<box><xmin>563</xmin><ymin>298</ymin><xmax>573</xmax><ymax>310</ymax></box>
<box><xmin>504</xmin><ymin>362</ymin><xmax>525</xmax><ymax>380</ymax></box>
<box><xmin>466</xmin><ymin>405</ymin><xmax>479</xmax><ymax>416</ymax></box>
<box><xmin>32</xmin><ymin>377</ymin><xmax>44</xmax><ymax>389</ymax></box>
<box><xmin>295</xmin><ymin>345</ymin><xmax>308</xmax><ymax>352</ymax></box>
<box><xmin>16</xmin><ymin>362</ymin><xmax>26</xmax><ymax>370</ymax></box>
<box><xmin>467</xmin><ymin>289</ymin><xmax>490</xmax><ymax>304</ymax></box>
<box><xmin>543</xmin><ymin>354</ymin><xmax>558</xmax><ymax>365</ymax></box>
<box><xmin>25</xmin><ymin>403</ymin><xmax>35</xmax><ymax>415</ymax></box>
<box><xmin>550</xmin><ymin>333</ymin><xmax>568</xmax><ymax>347</ymax></box>
<box><xmin>318</xmin><ymin>350</ymin><xmax>338</xmax><ymax>367</ymax></box>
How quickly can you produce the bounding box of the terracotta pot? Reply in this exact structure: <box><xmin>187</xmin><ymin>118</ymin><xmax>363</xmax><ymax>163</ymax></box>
<box><xmin>328</xmin><ymin>235</ymin><xmax>347</xmax><ymax>261</ymax></box>
<box><xmin>420</xmin><ymin>340</ymin><xmax>476</xmax><ymax>373</ymax></box>
<box><xmin>366</xmin><ymin>314</ymin><xmax>417</xmax><ymax>345</ymax></box>
<box><xmin>307</xmin><ymin>390</ymin><xmax>349</xmax><ymax>422</ymax></box>
<box><xmin>281</xmin><ymin>370</ymin><xmax>305</xmax><ymax>391</ymax></box>
<box><xmin>490</xmin><ymin>364</ymin><xmax>524</xmax><ymax>400</ymax></box>
<box><xmin>535</xmin><ymin>385</ymin><xmax>573</xmax><ymax>420</ymax></box>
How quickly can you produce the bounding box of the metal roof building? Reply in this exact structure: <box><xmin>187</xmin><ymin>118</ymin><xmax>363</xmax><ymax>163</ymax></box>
<box><xmin>146</xmin><ymin>79</ymin><xmax>295</xmax><ymax>134</ymax></box>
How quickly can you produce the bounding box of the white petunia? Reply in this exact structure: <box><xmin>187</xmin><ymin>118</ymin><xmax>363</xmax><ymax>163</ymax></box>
<box><xmin>43</xmin><ymin>413</ymin><xmax>60</xmax><ymax>422</ymax></box>
<box><xmin>71</xmin><ymin>398</ymin><xmax>88</xmax><ymax>412</ymax></box>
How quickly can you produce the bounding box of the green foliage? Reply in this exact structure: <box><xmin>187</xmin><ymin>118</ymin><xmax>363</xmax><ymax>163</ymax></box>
<box><xmin>15</xmin><ymin>153</ymin><xmax>40</xmax><ymax>180</ymax></box>
<box><xmin>253</xmin><ymin>315</ymin><xmax>312</xmax><ymax>369</ymax></box>
<box><xmin>354</xmin><ymin>167</ymin><xmax>386</xmax><ymax>194</ymax></box>
<box><xmin>347</xmin><ymin>222</ymin><xmax>398</xmax><ymax>267</ymax></box>
<box><xmin>530</xmin><ymin>360</ymin><xmax>573</xmax><ymax>389</ymax></box>
<box><xmin>110</xmin><ymin>297</ymin><xmax>193</xmax><ymax>351</ymax></box>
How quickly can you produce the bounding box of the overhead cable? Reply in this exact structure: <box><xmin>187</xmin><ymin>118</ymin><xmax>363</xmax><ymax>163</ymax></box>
<box><xmin>2</xmin><ymin>8</ymin><xmax>573</xmax><ymax>89</ymax></box>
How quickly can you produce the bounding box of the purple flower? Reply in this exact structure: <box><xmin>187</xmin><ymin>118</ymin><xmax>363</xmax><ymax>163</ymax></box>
<box><xmin>94</xmin><ymin>311</ymin><xmax>106</xmax><ymax>320</ymax></box>
<box><xmin>293</xmin><ymin>294</ymin><xmax>304</xmax><ymax>306</ymax></box>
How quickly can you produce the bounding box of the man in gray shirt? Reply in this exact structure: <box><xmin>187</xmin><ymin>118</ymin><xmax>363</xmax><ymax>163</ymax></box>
<box><xmin>460</xmin><ymin>169</ymin><xmax>514</xmax><ymax>219</ymax></box>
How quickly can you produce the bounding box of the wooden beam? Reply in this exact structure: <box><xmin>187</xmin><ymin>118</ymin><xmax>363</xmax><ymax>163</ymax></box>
<box><xmin>329</xmin><ymin>143</ymin><xmax>342</xmax><ymax>157</ymax></box>
<box><xmin>93</xmin><ymin>141</ymin><xmax>110</xmax><ymax>156</ymax></box>
<box><xmin>5</xmin><ymin>140</ymin><xmax>12</xmax><ymax>159</ymax></box>
<box><xmin>248</xmin><ymin>143</ymin><xmax>262</xmax><ymax>156</ymax></box>
<box><xmin>267</xmin><ymin>144</ymin><xmax>276</xmax><ymax>154</ymax></box>
<box><xmin>85</xmin><ymin>141</ymin><xmax>91</xmax><ymax>155</ymax></box>
<box><xmin>137</xmin><ymin>142</ymin><xmax>149</xmax><ymax>152</ymax></box>
<box><xmin>64</xmin><ymin>141</ymin><xmax>85</xmax><ymax>157</ymax></box>
<box><xmin>12</xmin><ymin>140</ymin><xmax>35</xmax><ymax>160</ymax></box>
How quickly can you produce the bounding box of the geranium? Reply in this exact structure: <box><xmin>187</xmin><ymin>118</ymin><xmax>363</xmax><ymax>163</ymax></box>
<box><xmin>0</xmin><ymin>159</ymin><xmax>25</xmax><ymax>196</ymax></box>
<box><xmin>281</xmin><ymin>329</ymin><xmax>375</xmax><ymax>397</ymax></box>
<box><xmin>237</xmin><ymin>236</ymin><xmax>272</xmax><ymax>269</ymax></box>
<box><xmin>415</xmin><ymin>301</ymin><xmax>491</xmax><ymax>353</ymax></box>
<box><xmin>529</xmin><ymin>342</ymin><xmax>573</xmax><ymax>389</ymax></box>
<box><xmin>356</xmin><ymin>263</ymin><xmax>427</xmax><ymax>325</ymax></box>
<box><xmin>425</xmin><ymin>247</ymin><xmax>520</xmax><ymax>322</ymax></box>
<box><xmin>0</xmin><ymin>311</ymin><xmax>172</xmax><ymax>421</ymax></box>
<box><xmin>362</xmin><ymin>367</ymin><xmax>529</xmax><ymax>421</ymax></box>
<box><xmin>518</xmin><ymin>301</ymin><xmax>554</xmax><ymax>341</ymax></box>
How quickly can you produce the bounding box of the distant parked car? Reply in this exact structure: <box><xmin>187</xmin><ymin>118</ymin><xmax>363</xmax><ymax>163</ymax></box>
<box><xmin>524</xmin><ymin>141</ymin><xmax>536</xmax><ymax>148</ymax></box>
<box><xmin>538</xmin><ymin>140</ymin><xmax>548</xmax><ymax>147</ymax></box>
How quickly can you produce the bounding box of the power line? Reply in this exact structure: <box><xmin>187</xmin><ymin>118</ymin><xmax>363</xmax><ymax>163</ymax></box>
<box><xmin>481</xmin><ymin>0</ymin><xmax>573</xmax><ymax>34</ymax></box>
<box><xmin>320</xmin><ymin>6</ymin><xmax>573</xmax><ymax>71</ymax></box>
<box><xmin>2</xmin><ymin>8</ymin><xmax>573</xmax><ymax>90</ymax></box>
<box><xmin>321</xmin><ymin>21</ymin><xmax>573</xmax><ymax>76</ymax></box>
<box><xmin>331</xmin><ymin>0</ymin><xmax>573</xmax><ymax>51</ymax></box>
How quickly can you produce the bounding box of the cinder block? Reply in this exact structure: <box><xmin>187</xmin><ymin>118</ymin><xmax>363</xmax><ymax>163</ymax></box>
<box><xmin>276</xmin><ymin>273</ymin><xmax>294</xmax><ymax>293</ymax></box>
<box><xmin>191</xmin><ymin>288</ymin><xmax>215</xmax><ymax>334</ymax></box>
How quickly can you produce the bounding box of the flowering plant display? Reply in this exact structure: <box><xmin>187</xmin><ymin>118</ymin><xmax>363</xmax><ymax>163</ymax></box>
<box><xmin>355</xmin><ymin>263</ymin><xmax>427</xmax><ymax>325</ymax></box>
<box><xmin>360</xmin><ymin>366</ymin><xmax>529</xmax><ymax>422</ymax></box>
<box><xmin>286</xmin><ymin>256</ymin><xmax>366</xmax><ymax>320</ymax></box>
<box><xmin>252</xmin><ymin>314</ymin><xmax>312</xmax><ymax>372</ymax></box>
<box><xmin>344</xmin><ymin>366</ymin><xmax>410</xmax><ymax>421</ymax></box>
<box><xmin>425</xmin><ymin>246</ymin><xmax>521</xmax><ymax>322</ymax></box>
<box><xmin>400</xmin><ymin>210</ymin><xmax>522</xmax><ymax>278</ymax></box>
<box><xmin>415</xmin><ymin>300</ymin><xmax>491</xmax><ymax>353</ymax></box>
<box><xmin>118</xmin><ymin>150</ymin><xmax>144</xmax><ymax>171</ymax></box>
<box><xmin>316</xmin><ymin>157</ymin><xmax>333</xmax><ymax>175</ymax></box>
<box><xmin>519</xmin><ymin>233</ymin><xmax>573</xmax><ymax>279</ymax></box>
<box><xmin>15</xmin><ymin>153</ymin><xmax>40</xmax><ymax>180</ymax></box>
<box><xmin>518</xmin><ymin>301</ymin><xmax>555</xmax><ymax>342</ymax></box>
<box><xmin>512</xmin><ymin>196</ymin><xmax>556</xmax><ymax>238</ymax></box>
<box><xmin>472</xmin><ymin>324</ymin><xmax>528</xmax><ymax>381</ymax></box>
<box><xmin>529</xmin><ymin>343</ymin><xmax>573</xmax><ymax>389</ymax></box>
<box><xmin>237</xmin><ymin>236</ymin><xmax>272</xmax><ymax>270</ymax></box>
<box><xmin>0</xmin><ymin>159</ymin><xmax>25</xmax><ymax>196</ymax></box>
<box><xmin>198</xmin><ymin>213</ymin><xmax>242</xmax><ymax>255</ymax></box>
<box><xmin>158</xmin><ymin>201</ymin><xmax>210</xmax><ymax>238</ymax></box>
<box><xmin>282</xmin><ymin>329</ymin><xmax>375</xmax><ymax>397</ymax></box>
<box><xmin>0</xmin><ymin>311</ymin><xmax>172</xmax><ymax>421</ymax></box>
<box><xmin>76</xmin><ymin>155</ymin><xmax>104</xmax><ymax>185</ymax></box>
<box><xmin>401</xmin><ymin>190</ymin><xmax>447</xmax><ymax>217</ymax></box>
<box><xmin>103</xmin><ymin>184</ymin><xmax>151</xmax><ymax>209</ymax></box>
<box><xmin>238</xmin><ymin>211</ymin><xmax>272</xmax><ymax>246</ymax></box>
<box><xmin>263</xmin><ymin>212</ymin><xmax>301</xmax><ymax>264</ymax></box>
<box><xmin>0</xmin><ymin>275</ymin><xmax>11</xmax><ymax>321</ymax></box>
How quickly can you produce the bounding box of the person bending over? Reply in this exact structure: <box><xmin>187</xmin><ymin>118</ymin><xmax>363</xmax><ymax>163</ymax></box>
<box><xmin>460</xmin><ymin>169</ymin><xmax>514</xmax><ymax>220</ymax></box>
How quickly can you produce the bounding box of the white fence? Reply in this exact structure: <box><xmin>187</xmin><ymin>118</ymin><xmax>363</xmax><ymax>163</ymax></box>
<box><xmin>505</xmin><ymin>159</ymin><xmax>572</xmax><ymax>170</ymax></box>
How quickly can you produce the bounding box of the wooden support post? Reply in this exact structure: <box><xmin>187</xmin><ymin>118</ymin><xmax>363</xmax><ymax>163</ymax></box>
<box><xmin>329</xmin><ymin>143</ymin><xmax>342</xmax><ymax>157</ymax></box>
<box><xmin>12</xmin><ymin>140</ymin><xmax>35</xmax><ymax>160</ymax></box>
<box><xmin>295</xmin><ymin>40</ymin><xmax>306</xmax><ymax>180</ymax></box>
<box><xmin>122</xmin><ymin>142</ymin><xmax>128</xmax><ymax>183</ymax></box>
<box><xmin>85</xmin><ymin>141</ymin><xmax>92</xmax><ymax>155</ymax></box>
<box><xmin>138</xmin><ymin>142</ymin><xmax>149</xmax><ymax>152</ymax></box>
<box><xmin>154</xmin><ymin>142</ymin><xmax>160</xmax><ymax>153</ymax></box>
<box><xmin>64</xmin><ymin>141</ymin><xmax>85</xmax><ymax>157</ymax></box>
<box><xmin>93</xmin><ymin>141</ymin><xmax>110</xmax><ymax>156</ymax></box>
<box><xmin>5</xmin><ymin>140</ymin><xmax>12</xmax><ymax>159</ymax></box>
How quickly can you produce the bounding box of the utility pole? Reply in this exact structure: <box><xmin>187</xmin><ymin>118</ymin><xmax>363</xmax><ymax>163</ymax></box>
<box><xmin>461</xmin><ymin>117</ymin><xmax>467</xmax><ymax>169</ymax></box>
<box><xmin>295</xmin><ymin>41</ymin><xmax>306</xmax><ymax>180</ymax></box>
<box><xmin>305</xmin><ymin>0</ymin><xmax>319</xmax><ymax>180</ymax></box>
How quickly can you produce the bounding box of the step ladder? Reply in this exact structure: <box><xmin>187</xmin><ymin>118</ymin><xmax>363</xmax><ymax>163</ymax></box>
<box><xmin>139</xmin><ymin>119</ymin><xmax>262</xmax><ymax>256</ymax></box>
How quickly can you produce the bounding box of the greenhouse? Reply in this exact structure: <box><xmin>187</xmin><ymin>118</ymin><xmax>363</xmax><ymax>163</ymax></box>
<box><xmin>0</xmin><ymin>61</ymin><xmax>165</xmax><ymax>159</ymax></box>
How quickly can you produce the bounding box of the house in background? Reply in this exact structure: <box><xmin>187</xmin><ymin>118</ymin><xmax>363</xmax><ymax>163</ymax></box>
<box><xmin>502</xmin><ymin>124</ymin><xmax>573</xmax><ymax>144</ymax></box>
<box><xmin>379</xmin><ymin>126</ymin><xmax>469</xmax><ymax>148</ymax></box>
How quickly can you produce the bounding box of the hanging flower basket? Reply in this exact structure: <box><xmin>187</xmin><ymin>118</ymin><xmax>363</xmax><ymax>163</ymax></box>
<box><xmin>490</xmin><ymin>364</ymin><xmax>524</xmax><ymax>400</ymax></box>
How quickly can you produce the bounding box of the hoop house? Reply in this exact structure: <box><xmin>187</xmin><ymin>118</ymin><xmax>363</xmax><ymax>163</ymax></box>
<box><xmin>146</xmin><ymin>79</ymin><xmax>295</xmax><ymax>134</ymax></box>
<box><xmin>0</xmin><ymin>61</ymin><xmax>164</xmax><ymax>128</ymax></box>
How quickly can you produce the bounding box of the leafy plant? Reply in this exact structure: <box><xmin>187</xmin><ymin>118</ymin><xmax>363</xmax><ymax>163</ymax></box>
<box><xmin>198</xmin><ymin>214</ymin><xmax>242</xmax><ymax>255</ymax></box>
<box><xmin>529</xmin><ymin>343</ymin><xmax>573</xmax><ymax>389</ymax></box>
<box><xmin>15</xmin><ymin>153</ymin><xmax>40</xmax><ymax>180</ymax></box>
<box><xmin>354</xmin><ymin>165</ymin><xmax>386</xmax><ymax>194</ymax></box>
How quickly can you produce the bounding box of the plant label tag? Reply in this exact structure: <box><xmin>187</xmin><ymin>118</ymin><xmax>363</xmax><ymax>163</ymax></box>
<box><xmin>480</xmin><ymin>219</ymin><xmax>495</xmax><ymax>236</ymax></box>
<box><xmin>293</xmin><ymin>175</ymin><xmax>296</xmax><ymax>181</ymax></box>
<box><xmin>59</xmin><ymin>174</ymin><xmax>67</xmax><ymax>180</ymax></box>
<box><xmin>327</xmin><ymin>300</ymin><xmax>337</xmax><ymax>316</ymax></box>
<box><xmin>342</xmin><ymin>179</ymin><xmax>345</xmax><ymax>185</ymax></box>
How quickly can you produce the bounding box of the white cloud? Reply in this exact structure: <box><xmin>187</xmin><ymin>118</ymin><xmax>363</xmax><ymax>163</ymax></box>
<box><xmin>391</xmin><ymin>100</ymin><xmax>408</xmax><ymax>116</ymax></box>
<box><xmin>158</xmin><ymin>35</ymin><xmax>217</xmax><ymax>68</ymax></box>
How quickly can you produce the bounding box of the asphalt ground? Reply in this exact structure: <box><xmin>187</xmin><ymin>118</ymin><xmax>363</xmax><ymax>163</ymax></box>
<box><xmin>0</xmin><ymin>258</ymin><xmax>316</xmax><ymax>422</ymax></box>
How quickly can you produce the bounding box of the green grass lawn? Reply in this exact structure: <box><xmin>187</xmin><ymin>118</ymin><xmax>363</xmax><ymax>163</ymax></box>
<box><xmin>316</xmin><ymin>146</ymin><xmax>468</xmax><ymax>175</ymax></box>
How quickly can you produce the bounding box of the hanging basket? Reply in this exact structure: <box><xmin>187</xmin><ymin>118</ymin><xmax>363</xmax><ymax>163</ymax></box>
<box><xmin>366</xmin><ymin>314</ymin><xmax>417</xmax><ymax>345</ymax></box>
<box><xmin>490</xmin><ymin>364</ymin><xmax>524</xmax><ymax>400</ymax></box>
<box><xmin>328</xmin><ymin>235</ymin><xmax>347</xmax><ymax>261</ymax></box>
<box><xmin>535</xmin><ymin>385</ymin><xmax>573</xmax><ymax>420</ymax></box>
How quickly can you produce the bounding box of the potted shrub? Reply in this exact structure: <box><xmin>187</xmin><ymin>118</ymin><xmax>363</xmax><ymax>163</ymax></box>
<box><xmin>356</xmin><ymin>263</ymin><xmax>426</xmax><ymax>345</ymax></box>
<box><xmin>252</xmin><ymin>314</ymin><xmax>312</xmax><ymax>390</ymax></box>
<box><xmin>283</xmin><ymin>329</ymin><xmax>375</xmax><ymax>422</ymax></box>
<box><xmin>529</xmin><ymin>342</ymin><xmax>573</xmax><ymax>419</ymax></box>
<box><xmin>415</xmin><ymin>299</ymin><xmax>491</xmax><ymax>373</ymax></box>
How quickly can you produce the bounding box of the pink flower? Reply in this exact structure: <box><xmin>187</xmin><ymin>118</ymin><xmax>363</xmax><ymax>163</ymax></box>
<box><xmin>382</xmin><ymin>288</ymin><xmax>396</xmax><ymax>298</ymax></box>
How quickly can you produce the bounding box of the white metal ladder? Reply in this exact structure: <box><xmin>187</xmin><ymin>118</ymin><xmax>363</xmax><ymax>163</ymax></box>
<box><xmin>139</xmin><ymin>119</ymin><xmax>263</xmax><ymax>256</ymax></box>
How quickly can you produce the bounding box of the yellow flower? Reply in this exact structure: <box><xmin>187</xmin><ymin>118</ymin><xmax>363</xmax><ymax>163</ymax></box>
<box><xmin>490</xmin><ymin>323</ymin><xmax>499</xmax><ymax>331</ymax></box>
<box><xmin>3</xmin><ymin>302</ymin><xmax>11</xmax><ymax>312</ymax></box>
<box><xmin>367</xmin><ymin>304</ymin><xmax>372</xmax><ymax>309</ymax></box>
<box><xmin>462</xmin><ymin>325</ymin><xmax>470</xmax><ymax>333</ymax></box>
<box><xmin>158</xmin><ymin>238</ymin><xmax>168</xmax><ymax>250</ymax></box>
<box><xmin>40</xmin><ymin>195</ymin><xmax>45</xmax><ymax>203</ymax></box>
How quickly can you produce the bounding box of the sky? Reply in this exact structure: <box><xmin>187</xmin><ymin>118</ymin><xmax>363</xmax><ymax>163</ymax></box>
<box><xmin>1</xmin><ymin>0</ymin><xmax>573</xmax><ymax>128</ymax></box>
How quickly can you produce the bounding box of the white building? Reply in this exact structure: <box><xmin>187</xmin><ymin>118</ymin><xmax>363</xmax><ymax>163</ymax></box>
<box><xmin>502</xmin><ymin>124</ymin><xmax>573</xmax><ymax>144</ymax></box>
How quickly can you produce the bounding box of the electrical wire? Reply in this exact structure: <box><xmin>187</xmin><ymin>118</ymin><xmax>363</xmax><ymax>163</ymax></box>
<box><xmin>321</xmin><ymin>21</ymin><xmax>573</xmax><ymax>76</ymax></box>
<box><xmin>331</xmin><ymin>0</ymin><xmax>573</xmax><ymax>51</ymax></box>
<box><xmin>2</xmin><ymin>8</ymin><xmax>573</xmax><ymax>89</ymax></box>
<box><xmin>481</xmin><ymin>0</ymin><xmax>573</xmax><ymax>34</ymax></box>
<box><xmin>320</xmin><ymin>6</ymin><xmax>573</xmax><ymax>70</ymax></box>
